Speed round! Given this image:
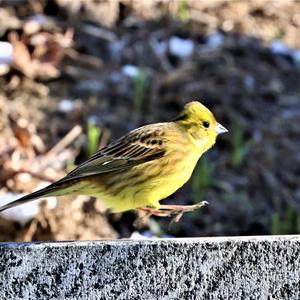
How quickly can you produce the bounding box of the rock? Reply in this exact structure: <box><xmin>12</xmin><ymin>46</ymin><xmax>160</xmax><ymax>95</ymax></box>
<box><xmin>0</xmin><ymin>236</ymin><xmax>299</xmax><ymax>299</ymax></box>
<box><xmin>169</xmin><ymin>37</ymin><xmax>194</xmax><ymax>59</ymax></box>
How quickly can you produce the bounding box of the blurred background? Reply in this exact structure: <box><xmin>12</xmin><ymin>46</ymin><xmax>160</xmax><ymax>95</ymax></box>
<box><xmin>0</xmin><ymin>0</ymin><xmax>299</xmax><ymax>241</ymax></box>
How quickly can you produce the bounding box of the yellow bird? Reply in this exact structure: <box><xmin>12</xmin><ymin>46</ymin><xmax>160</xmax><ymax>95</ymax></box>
<box><xmin>0</xmin><ymin>101</ymin><xmax>227</xmax><ymax>217</ymax></box>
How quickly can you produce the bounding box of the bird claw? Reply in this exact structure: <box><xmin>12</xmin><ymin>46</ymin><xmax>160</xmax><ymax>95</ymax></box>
<box><xmin>135</xmin><ymin>201</ymin><xmax>208</xmax><ymax>226</ymax></box>
<box><xmin>165</xmin><ymin>201</ymin><xmax>208</xmax><ymax>224</ymax></box>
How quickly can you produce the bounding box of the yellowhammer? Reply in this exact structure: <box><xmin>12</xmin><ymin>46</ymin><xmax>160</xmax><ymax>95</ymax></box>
<box><xmin>0</xmin><ymin>101</ymin><xmax>227</xmax><ymax>218</ymax></box>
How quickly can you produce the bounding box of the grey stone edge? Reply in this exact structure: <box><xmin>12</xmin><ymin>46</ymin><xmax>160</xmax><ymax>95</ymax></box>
<box><xmin>0</xmin><ymin>235</ymin><xmax>299</xmax><ymax>299</ymax></box>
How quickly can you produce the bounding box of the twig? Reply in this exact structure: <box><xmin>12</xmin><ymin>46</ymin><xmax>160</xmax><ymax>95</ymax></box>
<box><xmin>44</xmin><ymin>125</ymin><xmax>82</xmax><ymax>160</ymax></box>
<box><xmin>13</xmin><ymin>169</ymin><xmax>57</xmax><ymax>183</ymax></box>
<box><xmin>99</xmin><ymin>128</ymin><xmax>111</xmax><ymax>149</ymax></box>
<box><xmin>149</xmin><ymin>36</ymin><xmax>172</xmax><ymax>72</ymax></box>
<box><xmin>65</xmin><ymin>48</ymin><xmax>103</xmax><ymax>68</ymax></box>
<box><xmin>23</xmin><ymin>218</ymin><xmax>38</xmax><ymax>242</ymax></box>
<box><xmin>80</xmin><ymin>24</ymin><xmax>117</xmax><ymax>42</ymax></box>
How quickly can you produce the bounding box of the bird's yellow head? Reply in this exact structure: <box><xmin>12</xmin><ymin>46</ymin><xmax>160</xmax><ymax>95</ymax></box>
<box><xmin>175</xmin><ymin>101</ymin><xmax>228</xmax><ymax>151</ymax></box>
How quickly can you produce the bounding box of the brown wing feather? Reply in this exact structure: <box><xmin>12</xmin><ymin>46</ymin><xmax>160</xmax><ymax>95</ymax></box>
<box><xmin>0</xmin><ymin>124</ymin><xmax>168</xmax><ymax>212</ymax></box>
<box><xmin>63</xmin><ymin>124</ymin><xmax>166</xmax><ymax>181</ymax></box>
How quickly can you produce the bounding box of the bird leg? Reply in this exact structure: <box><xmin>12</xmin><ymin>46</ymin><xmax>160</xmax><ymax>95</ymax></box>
<box><xmin>138</xmin><ymin>201</ymin><xmax>208</xmax><ymax>223</ymax></box>
<box><xmin>159</xmin><ymin>201</ymin><xmax>208</xmax><ymax>212</ymax></box>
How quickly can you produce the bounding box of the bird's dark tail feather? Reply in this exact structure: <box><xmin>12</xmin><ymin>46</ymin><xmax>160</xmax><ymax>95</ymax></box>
<box><xmin>0</xmin><ymin>183</ymin><xmax>61</xmax><ymax>212</ymax></box>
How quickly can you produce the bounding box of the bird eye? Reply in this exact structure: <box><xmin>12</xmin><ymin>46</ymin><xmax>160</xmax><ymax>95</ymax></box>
<box><xmin>203</xmin><ymin>121</ymin><xmax>210</xmax><ymax>128</ymax></box>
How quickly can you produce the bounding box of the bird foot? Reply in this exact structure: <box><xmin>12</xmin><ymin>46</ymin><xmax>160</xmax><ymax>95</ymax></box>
<box><xmin>137</xmin><ymin>201</ymin><xmax>208</xmax><ymax>224</ymax></box>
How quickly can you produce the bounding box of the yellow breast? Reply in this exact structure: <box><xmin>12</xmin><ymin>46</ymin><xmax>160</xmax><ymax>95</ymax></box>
<box><xmin>87</xmin><ymin>125</ymin><xmax>205</xmax><ymax>212</ymax></box>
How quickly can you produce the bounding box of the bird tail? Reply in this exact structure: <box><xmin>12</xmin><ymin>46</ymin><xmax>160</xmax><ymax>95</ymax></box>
<box><xmin>0</xmin><ymin>181</ymin><xmax>69</xmax><ymax>212</ymax></box>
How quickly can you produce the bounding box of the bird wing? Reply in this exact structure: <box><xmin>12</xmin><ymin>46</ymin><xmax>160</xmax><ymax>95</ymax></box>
<box><xmin>0</xmin><ymin>125</ymin><xmax>167</xmax><ymax>213</ymax></box>
<box><xmin>63</xmin><ymin>125</ymin><xmax>166</xmax><ymax>181</ymax></box>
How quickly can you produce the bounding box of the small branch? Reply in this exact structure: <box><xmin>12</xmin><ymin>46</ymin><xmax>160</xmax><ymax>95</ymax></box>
<box><xmin>44</xmin><ymin>125</ymin><xmax>82</xmax><ymax>160</ymax></box>
<box><xmin>14</xmin><ymin>169</ymin><xmax>57</xmax><ymax>183</ymax></box>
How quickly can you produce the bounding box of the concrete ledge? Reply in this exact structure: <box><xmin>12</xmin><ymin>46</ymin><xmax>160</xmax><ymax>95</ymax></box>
<box><xmin>0</xmin><ymin>236</ymin><xmax>299</xmax><ymax>299</ymax></box>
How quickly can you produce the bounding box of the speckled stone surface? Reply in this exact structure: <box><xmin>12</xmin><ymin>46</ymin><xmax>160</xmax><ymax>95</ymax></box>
<box><xmin>0</xmin><ymin>236</ymin><xmax>299</xmax><ymax>299</ymax></box>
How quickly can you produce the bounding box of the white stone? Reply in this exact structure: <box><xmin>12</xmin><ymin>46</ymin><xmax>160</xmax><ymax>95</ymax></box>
<box><xmin>122</xmin><ymin>64</ymin><xmax>139</xmax><ymax>78</ymax></box>
<box><xmin>206</xmin><ymin>33</ymin><xmax>224</xmax><ymax>48</ymax></box>
<box><xmin>58</xmin><ymin>99</ymin><xmax>75</xmax><ymax>113</ymax></box>
<box><xmin>169</xmin><ymin>37</ymin><xmax>194</xmax><ymax>58</ymax></box>
<box><xmin>0</xmin><ymin>182</ymin><xmax>57</xmax><ymax>225</ymax></box>
<box><xmin>271</xmin><ymin>40</ymin><xmax>290</xmax><ymax>55</ymax></box>
<box><xmin>0</xmin><ymin>42</ymin><xmax>13</xmax><ymax>64</ymax></box>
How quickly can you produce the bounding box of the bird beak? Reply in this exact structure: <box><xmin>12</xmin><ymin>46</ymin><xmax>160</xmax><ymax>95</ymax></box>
<box><xmin>215</xmin><ymin>123</ymin><xmax>228</xmax><ymax>134</ymax></box>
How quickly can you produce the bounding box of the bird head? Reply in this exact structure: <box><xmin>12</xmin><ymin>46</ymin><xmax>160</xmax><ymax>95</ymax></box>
<box><xmin>175</xmin><ymin>101</ymin><xmax>228</xmax><ymax>151</ymax></box>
